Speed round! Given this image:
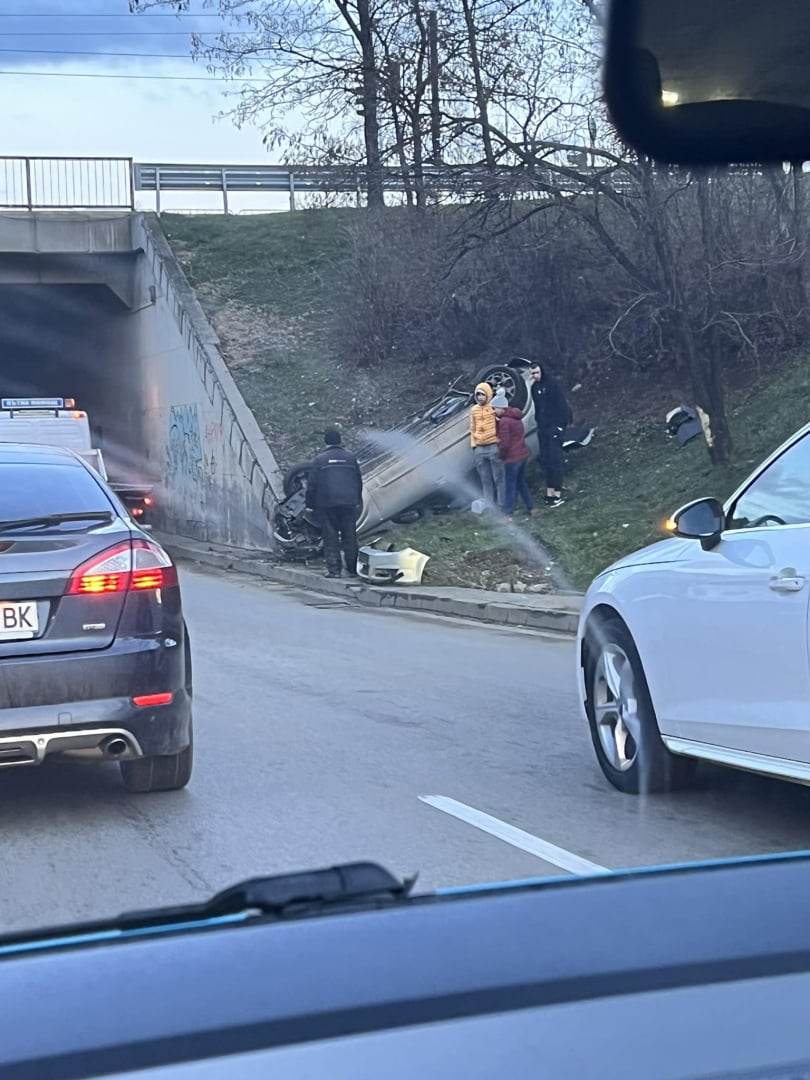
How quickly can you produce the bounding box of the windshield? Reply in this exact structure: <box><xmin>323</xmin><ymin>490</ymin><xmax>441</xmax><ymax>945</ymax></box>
<box><xmin>2</xmin><ymin>2</ymin><xmax>806</xmax><ymax>947</ymax></box>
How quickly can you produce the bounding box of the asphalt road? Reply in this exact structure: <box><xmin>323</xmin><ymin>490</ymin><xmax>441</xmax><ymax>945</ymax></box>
<box><xmin>2</xmin><ymin>562</ymin><xmax>810</xmax><ymax>933</ymax></box>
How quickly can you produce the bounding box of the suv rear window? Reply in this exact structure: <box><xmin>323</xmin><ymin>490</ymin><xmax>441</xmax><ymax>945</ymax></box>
<box><xmin>0</xmin><ymin>462</ymin><xmax>115</xmax><ymax>523</ymax></box>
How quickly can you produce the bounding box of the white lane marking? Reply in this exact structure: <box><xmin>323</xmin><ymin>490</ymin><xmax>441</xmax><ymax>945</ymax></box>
<box><xmin>420</xmin><ymin>795</ymin><xmax>610</xmax><ymax>877</ymax></box>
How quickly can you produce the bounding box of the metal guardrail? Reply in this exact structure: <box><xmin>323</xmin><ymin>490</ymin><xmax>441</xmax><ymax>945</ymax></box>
<box><xmin>132</xmin><ymin>161</ymin><xmax>567</xmax><ymax>213</ymax></box>
<box><xmin>0</xmin><ymin>157</ymin><xmax>134</xmax><ymax>211</ymax></box>
<box><xmin>134</xmin><ymin>163</ymin><xmax>304</xmax><ymax>213</ymax></box>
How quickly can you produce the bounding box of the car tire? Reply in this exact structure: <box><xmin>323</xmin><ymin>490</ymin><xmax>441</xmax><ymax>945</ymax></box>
<box><xmin>583</xmin><ymin>617</ymin><xmax>695</xmax><ymax>794</ymax></box>
<box><xmin>283</xmin><ymin>462</ymin><xmax>314</xmax><ymax>498</ymax></box>
<box><xmin>474</xmin><ymin>364</ymin><xmax>529</xmax><ymax>411</ymax></box>
<box><xmin>120</xmin><ymin>724</ymin><xmax>193</xmax><ymax>794</ymax></box>
<box><xmin>391</xmin><ymin>508</ymin><xmax>424</xmax><ymax>525</ymax></box>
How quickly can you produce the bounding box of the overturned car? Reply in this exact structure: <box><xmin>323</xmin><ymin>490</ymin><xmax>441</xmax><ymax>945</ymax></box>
<box><xmin>273</xmin><ymin>359</ymin><xmax>592</xmax><ymax>563</ymax></box>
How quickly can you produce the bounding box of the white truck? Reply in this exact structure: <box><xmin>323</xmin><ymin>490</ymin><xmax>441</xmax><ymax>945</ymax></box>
<box><xmin>0</xmin><ymin>396</ymin><xmax>155</xmax><ymax>523</ymax></box>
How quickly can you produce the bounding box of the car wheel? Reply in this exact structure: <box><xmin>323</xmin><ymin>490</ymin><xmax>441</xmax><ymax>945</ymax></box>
<box><xmin>120</xmin><ymin>724</ymin><xmax>193</xmax><ymax>794</ymax></box>
<box><xmin>283</xmin><ymin>461</ymin><xmax>314</xmax><ymax>498</ymax></box>
<box><xmin>474</xmin><ymin>364</ymin><xmax>529</xmax><ymax>411</ymax></box>
<box><xmin>391</xmin><ymin>508</ymin><xmax>424</xmax><ymax>525</ymax></box>
<box><xmin>583</xmin><ymin>618</ymin><xmax>695</xmax><ymax>794</ymax></box>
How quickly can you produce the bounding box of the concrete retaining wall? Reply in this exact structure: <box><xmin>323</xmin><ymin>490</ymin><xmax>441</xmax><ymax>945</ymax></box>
<box><xmin>128</xmin><ymin>214</ymin><xmax>285</xmax><ymax>547</ymax></box>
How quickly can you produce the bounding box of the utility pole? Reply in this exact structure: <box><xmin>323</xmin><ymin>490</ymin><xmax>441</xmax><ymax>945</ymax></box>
<box><xmin>356</xmin><ymin>0</ymin><xmax>385</xmax><ymax>208</ymax></box>
<box><xmin>427</xmin><ymin>9</ymin><xmax>442</xmax><ymax>165</ymax></box>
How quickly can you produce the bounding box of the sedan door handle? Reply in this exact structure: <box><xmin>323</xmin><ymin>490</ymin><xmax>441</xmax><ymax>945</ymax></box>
<box><xmin>769</xmin><ymin>574</ymin><xmax>806</xmax><ymax>593</ymax></box>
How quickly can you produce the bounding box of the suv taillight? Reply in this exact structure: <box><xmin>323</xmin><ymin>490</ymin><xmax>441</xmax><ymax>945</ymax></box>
<box><xmin>66</xmin><ymin>540</ymin><xmax>178</xmax><ymax>596</ymax></box>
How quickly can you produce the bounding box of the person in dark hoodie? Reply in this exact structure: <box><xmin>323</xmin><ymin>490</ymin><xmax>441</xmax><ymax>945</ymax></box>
<box><xmin>492</xmin><ymin>391</ymin><xmax>538</xmax><ymax>521</ymax></box>
<box><xmin>305</xmin><ymin>427</ymin><xmax>363</xmax><ymax>578</ymax></box>
<box><xmin>529</xmin><ymin>362</ymin><xmax>571</xmax><ymax>508</ymax></box>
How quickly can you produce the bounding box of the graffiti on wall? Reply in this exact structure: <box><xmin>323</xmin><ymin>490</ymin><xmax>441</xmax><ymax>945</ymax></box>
<box><xmin>203</xmin><ymin>418</ymin><xmax>222</xmax><ymax>479</ymax></box>
<box><xmin>167</xmin><ymin>404</ymin><xmax>203</xmax><ymax>480</ymax></box>
<box><xmin>164</xmin><ymin>404</ymin><xmax>233</xmax><ymax>542</ymax></box>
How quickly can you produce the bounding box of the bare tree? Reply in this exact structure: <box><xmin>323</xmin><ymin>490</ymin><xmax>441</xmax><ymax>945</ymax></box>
<box><xmin>343</xmin><ymin>0</ymin><xmax>384</xmax><ymax>206</ymax></box>
<box><xmin>458</xmin><ymin>0</ymin><xmax>495</xmax><ymax>166</ymax></box>
<box><xmin>132</xmin><ymin>0</ymin><xmax>584</xmax><ymax>193</ymax></box>
<box><xmin>134</xmin><ymin>0</ymin><xmax>808</xmax><ymax>471</ymax></box>
<box><xmin>130</xmin><ymin>0</ymin><xmax>385</xmax><ymax>206</ymax></box>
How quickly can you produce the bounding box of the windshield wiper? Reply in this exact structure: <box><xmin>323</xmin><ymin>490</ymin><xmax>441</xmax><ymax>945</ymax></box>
<box><xmin>120</xmin><ymin>862</ymin><xmax>417</xmax><ymax>930</ymax></box>
<box><xmin>0</xmin><ymin>864</ymin><xmax>422</xmax><ymax>959</ymax></box>
<box><xmin>0</xmin><ymin>511</ymin><xmax>114</xmax><ymax>534</ymax></box>
<box><xmin>0</xmin><ymin>864</ymin><xmax>418</xmax><ymax>957</ymax></box>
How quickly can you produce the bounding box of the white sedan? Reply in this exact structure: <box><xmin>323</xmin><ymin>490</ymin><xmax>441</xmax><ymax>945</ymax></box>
<box><xmin>577</xmin><ymin>421</ymin><xmax>810</xmax><ymax>794</ymax></box>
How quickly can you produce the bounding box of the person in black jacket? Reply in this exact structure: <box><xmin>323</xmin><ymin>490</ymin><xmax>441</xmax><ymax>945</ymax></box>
<box><xmin>305</xmin><ymin>428</ymin><xmax>364</xmax><ymax>578</ymax></box>
<box><xmin>530</xmin><ymin>362</ymin><xmax>571</xmax><ymax>508</ymax></box>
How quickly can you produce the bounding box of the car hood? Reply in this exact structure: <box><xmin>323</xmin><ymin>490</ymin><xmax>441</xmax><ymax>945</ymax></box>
<box><xmin>594</xmin><ymin>536</ymin><xmax>696</xmax><ymax>579</ymax></box>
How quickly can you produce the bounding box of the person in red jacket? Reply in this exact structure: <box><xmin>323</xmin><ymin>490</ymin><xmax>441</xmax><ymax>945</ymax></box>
<box><xmin>492</xmin><ymin>392</ymin><xmax>538</xmax><ymax>521</ymax></box>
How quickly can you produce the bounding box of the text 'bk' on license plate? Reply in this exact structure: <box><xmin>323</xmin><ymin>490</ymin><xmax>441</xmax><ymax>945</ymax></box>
<box><xmin>0</xmin><ymin>602</ymin><xmax>38</xmax><ymax>640</ymax></box>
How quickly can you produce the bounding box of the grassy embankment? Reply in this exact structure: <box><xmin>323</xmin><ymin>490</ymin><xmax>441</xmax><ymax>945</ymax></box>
<box><xmin>163</xmin><ymin>211</ymin><xmax>810</xmax><ymax>590</ymax></box>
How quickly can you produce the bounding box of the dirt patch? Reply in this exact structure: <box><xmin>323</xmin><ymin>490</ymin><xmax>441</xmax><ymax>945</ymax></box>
<box><xmin>453</xmin><ymin>544</ymin><xmax>556</xmax><ymax>592</ymax></box>
<box><xmin>208</xmin><ymin>301</ymin><xmax>277</xmax><ymax>369</ymax></box>
<box><xmin>383</xmin><ymin>507</ymin><xmax>561</xmax><ymax>591</ymax></box>
<box><xmin>208</xmin><ymin>300</ymin><xmax>314</xmax><ymax>371</ymax></box>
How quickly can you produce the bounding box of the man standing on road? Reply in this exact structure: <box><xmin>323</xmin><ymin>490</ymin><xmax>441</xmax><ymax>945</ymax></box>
<box><xmin>470</xmin><ymin>382</ymin><xmax>505</xmax><ymax>511</ymax></box>
<box><xmin>530</xmin><ymin>363</ymin><xmax>570</xmax><ymax>508</ymax></box>
<box><xmin>305</xmin><ymin>428</ymin><xmax>363</xmax><ymax>578</ymax></box>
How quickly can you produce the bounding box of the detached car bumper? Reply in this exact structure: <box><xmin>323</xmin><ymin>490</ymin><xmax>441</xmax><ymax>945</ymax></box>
<box><xmin>357</xmin><ymin>542</ymin><xmax>431</xmax><ymax>585</ymax></box>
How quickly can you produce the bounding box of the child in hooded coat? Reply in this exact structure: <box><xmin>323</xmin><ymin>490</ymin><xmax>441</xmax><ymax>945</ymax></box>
<box><xmin>492</xmin><ymin>391</ymin><xmax>538</xmax><ymax>520</ymax></box>
<box><xmin>470</xmin><ymin>382</ymin><xmax>505</xmax><ymax>510</ymax></box>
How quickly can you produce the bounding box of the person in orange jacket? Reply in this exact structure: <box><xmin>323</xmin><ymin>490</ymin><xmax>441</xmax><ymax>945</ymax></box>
<box><xmin>470</xmin><ymin>382</ymin><xmax>504</xmax><ymax>510</ymax></box>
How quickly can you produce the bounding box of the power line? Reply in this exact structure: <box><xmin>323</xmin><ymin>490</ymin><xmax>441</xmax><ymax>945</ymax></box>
<box><xmin>0</xmin><ymin>47</ymin><xmax>258</xmax><ymax>59</ymax></box>
<box><xmin>0</xmin><ymin>31</ymin><xmax>257</xmax><ymax>36</ymax></box>
<box><xmin>0</xmin><ymin>12</ymin><xmax>223</xmax><ymax>15</ymax></box>
<box><xmin>0</xmin><ymin>67</ymin><xmax>265</xmax><ymax>82</ymax></box>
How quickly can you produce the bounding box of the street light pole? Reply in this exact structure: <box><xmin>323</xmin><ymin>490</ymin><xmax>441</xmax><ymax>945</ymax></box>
<box><xmin>427</xmin><ymin>9</ymin><xmax>442</xmax><ymax>165</ymax></box>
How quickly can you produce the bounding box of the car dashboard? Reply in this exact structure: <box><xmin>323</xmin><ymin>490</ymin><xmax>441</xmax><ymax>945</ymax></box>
<box><xmin>2</xmin><ymin>854</ymin><xmax>810</xmax><ymax>1079</ymax></box>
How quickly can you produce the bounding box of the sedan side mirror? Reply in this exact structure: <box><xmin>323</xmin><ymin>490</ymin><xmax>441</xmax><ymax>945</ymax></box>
<box><xmin>667</xmin><ymin>497</ymin><xmax>726</xmax><ymax>551</ymax></box>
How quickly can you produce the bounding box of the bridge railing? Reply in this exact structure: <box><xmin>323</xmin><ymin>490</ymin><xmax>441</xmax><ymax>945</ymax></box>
<box><xmin>0</xmin><ymin>157</ymin><xmax>134</xmax><ymax>211</ymax></box>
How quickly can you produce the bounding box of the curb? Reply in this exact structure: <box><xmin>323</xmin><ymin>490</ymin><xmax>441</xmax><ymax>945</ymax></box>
<box><xmin>161</xmin><ymin>536</ymin><xmax>580</xmax><ymax>637</ymax></box>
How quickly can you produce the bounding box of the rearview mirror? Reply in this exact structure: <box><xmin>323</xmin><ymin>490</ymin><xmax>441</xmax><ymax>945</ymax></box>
<box><xmin>605</xmin><ymin>0</ymin><xmax>810</xmax><ymax>164</ymax></box>
<box><xmin>667</xmin><ymin>498</ymin><xmax>726</xmax><ymax>550</ymax></box>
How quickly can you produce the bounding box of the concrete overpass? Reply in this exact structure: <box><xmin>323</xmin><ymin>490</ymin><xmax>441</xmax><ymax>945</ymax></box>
<box><xmin>0</xmin><ymin>212</ymin><xmax>284</xmax><ymax>548</ymax></box>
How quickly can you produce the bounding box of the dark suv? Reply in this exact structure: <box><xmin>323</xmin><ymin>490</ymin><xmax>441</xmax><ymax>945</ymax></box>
<box><xmin>0</xmin><ymin>443</ymin><xmax>192</xmax><ymax>793</ymax></box>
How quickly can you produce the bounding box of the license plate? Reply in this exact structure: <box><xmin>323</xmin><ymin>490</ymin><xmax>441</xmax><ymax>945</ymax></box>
<box><xmin>0</xmin><ymin>602</ymin><xmax>38</xmax><ymax>640</ymax></box>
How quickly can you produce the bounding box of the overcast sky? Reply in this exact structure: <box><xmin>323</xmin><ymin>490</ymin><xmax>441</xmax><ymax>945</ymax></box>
<box><xmin>1</xmin><ymin>1</ymin><xmax>282</xmax><ymax>210</ymax></box>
